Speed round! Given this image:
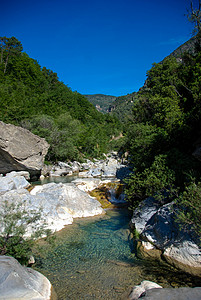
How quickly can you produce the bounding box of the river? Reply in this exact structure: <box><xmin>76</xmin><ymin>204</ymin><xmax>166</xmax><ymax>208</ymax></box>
<box><xmin>32</xmin><ymin>177</ymin><xmax>199</xmax><ymax>299</ymax></box>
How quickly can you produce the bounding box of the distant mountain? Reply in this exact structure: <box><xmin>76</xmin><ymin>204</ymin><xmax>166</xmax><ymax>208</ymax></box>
<box><xmin>84</xmin><ymin>94</ymin><xmax>117</xmax><ymax>113</ymax></box>
<box><xmin>108</xmin><ymin>92</ymin><xmax>137</xmax><ymax>122</ymax></box>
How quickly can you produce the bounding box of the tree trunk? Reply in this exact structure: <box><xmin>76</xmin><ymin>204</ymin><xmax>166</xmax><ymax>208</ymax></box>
<box><xmin>4</xmin><ymin>54</ymin><xmax>9</xmax><ymax>74</ymax></box>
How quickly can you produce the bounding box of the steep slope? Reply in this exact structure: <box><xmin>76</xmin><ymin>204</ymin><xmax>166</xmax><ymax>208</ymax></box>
<box><xmin>0</xmin><ymin>37</ymin><xmax>122</xmax><ymax>161</ymax></box>
<box><xmin>109</xmin><ymin>35</ymin><xmax>198</xmax><ymax>123</ymax></box>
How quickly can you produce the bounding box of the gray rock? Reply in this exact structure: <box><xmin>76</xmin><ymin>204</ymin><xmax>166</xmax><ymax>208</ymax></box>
<box><xmin>134</xmin><ymin>201</ymin><xmax>201</xmax><ymax>276</ymax></box>
<box><xmin>58</xmin><ymin>161</ymin><xmax>71</xmax><ymax>169</ymax></box>
<box><xmin>91</xmin><ymin>167</ymin><xmax>102</xmax><ymax>177</ymax></box>
<box><xmin>0</xmin><ymin>121</ymin><xmax>49</xmax><ymax>178</ymax></box>
<box><xmin>50</xmin><ymin>168</ymin><xmax>70</xmax><ymax>177</ymax></box>
<box><xmin>0</xmin><ymin>255</ymin><xmax>52</xmax><ymax>299</ymax></box>
<box><xmin>7</xmin><ymin>170</ymin><xmax>30</xmax><ymax>180</ymax></box>
<box><xmin>131</xmin><ymin>197</ymin><xmax>160</xmax><ymax>233</ymax></box>
<box><xmin>140</xmin><ymin>287</ymin><xmax>201</xmax><ymax>300</ymax></box>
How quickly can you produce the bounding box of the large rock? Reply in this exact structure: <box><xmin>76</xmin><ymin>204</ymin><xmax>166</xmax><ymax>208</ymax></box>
<box><xmin>131</xmin><ymin>201</ymin><xmax>201</xmax><ymax>276</ymax></box>
<box><xmin>0</xmin><ymin>178</ymin><xmax>104</xmax><ymax>234</ymax></box>
<box><xmin>0</xmin><ymin>121</ymin><xmax>49</xmax><ymax>178</ymax></box>
<box><xmin>0</xmin><ymin>256</ymin><xmax>52</xmax><ymax>299</ymax></box>
<box><xmin>130</xmin><ymin>197</ymin><xmax>161</xmax><ymax>233</ymax></box>
<box><xmin>129</xmin><ymin>281</ymin><xmax>201</xmax><ymax>300</ymax></box>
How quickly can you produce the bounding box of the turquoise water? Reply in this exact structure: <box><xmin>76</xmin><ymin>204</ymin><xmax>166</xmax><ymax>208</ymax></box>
<box><xmin>34</xmin><ymin>208</ymin><xmax>199</xmax><ymax>300</ymax></box>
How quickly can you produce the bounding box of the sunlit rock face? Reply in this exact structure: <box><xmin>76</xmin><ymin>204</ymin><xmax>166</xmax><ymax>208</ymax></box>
<box><xmin>0</xmin><ymin>256</ymin><xmax>52</xmax><ymax>300</ymax></box>
<box><xmin>0</xmin><ymin>172</ymin><xmax>104</xmax><ymax>234</ymax></box>
<box><xmin>30</xmin><ymin>182</ymin><xmax>104</xmax><ymax>231</ymax></box>
<box><xmin>0</xmin><ymin>121</ymin><xmax>49</xmax><ymax>178</ymax></box>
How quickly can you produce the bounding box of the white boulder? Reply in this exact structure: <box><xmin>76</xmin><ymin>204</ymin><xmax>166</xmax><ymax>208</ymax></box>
<box><xmin>0</xmin><ymin>256</ymin><xmax>52</xmax><ymax>299</ymax></box>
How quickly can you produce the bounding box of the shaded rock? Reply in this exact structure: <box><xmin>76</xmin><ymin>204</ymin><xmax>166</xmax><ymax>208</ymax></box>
<box><xmin>130</xmin><ymin>197</ymin><xmax>161</xmax><ymax>233</ymax></box>
<box><xmin>0</xmin><ymin>121</ymin><xmax>49</xmax><ymax>178</ymax></box>
<box><xmin>0</xmin><ymin>255</ymin><xmax>52</xmax><ymax>299</ymax></box>
<box><xmin>116</xmin><ymin>165</ymin><xmax>131</xmax><ymax>180</ymax></box>
<box><xmin>138</xmin><ymin>287</ymin><xmax>201</xmax><ymax>300</ymax></box>
<box><xmin>133</xmin><ymin>201</ymin><xmax>201</xmax><ymax>276</ymax></box>
<box><xmin>136</xmin><ymin>241</ymin><xmax>162</xmax><ymax>261</ymax></box>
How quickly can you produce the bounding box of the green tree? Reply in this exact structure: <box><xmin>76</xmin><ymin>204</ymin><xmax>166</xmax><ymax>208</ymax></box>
<box><xmin>175</xmin><ymin>181</ymin><xmax>201</xmax><ymax>240</ymax></box>
<box><xmin>0</xmin><ymin>36</ymin><xmax>23</xmax><ymax>73</ymax></box>
<box><xmin>125</xmin><ymin>155</ymin><xmax>176</xmax><ymax>208</ymax></box>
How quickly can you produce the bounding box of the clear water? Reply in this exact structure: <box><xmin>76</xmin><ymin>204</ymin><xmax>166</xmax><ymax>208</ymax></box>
<box><xmin>34</xmin><ymin>209</ymin><xmax>199</xmax><ymax>300</ymax></box>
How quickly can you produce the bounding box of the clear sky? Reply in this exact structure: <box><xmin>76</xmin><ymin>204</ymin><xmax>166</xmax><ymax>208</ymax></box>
<box><xmin>1</xmin><ymin>0</ymin><xmax>197</xmax><ymax>96</ymax></box>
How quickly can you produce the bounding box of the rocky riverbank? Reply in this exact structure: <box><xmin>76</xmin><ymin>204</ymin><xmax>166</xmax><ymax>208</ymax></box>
<box><xmin>130</xmin><ymin>197</ymin><xmax>201</xmax><ymax>277</ymax></box>
<box><xmin>40</xmin><ymin>151</ymin><xmax>131</xmax><ymax>181</ymax></box>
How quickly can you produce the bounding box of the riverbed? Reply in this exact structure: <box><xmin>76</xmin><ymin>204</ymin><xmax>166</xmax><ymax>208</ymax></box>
<box><xmin>33</xmin><ymin>207</ymin><xmax>199</xmax><ymax>300</ymax></box>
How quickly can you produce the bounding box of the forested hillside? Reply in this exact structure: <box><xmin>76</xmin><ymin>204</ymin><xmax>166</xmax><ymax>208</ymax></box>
<box><xmin>84</xmin><ymin>94</ymin><xmax>117</xmax><ymax>113</ymax></box>
<box><xmin>0</xmin><ymin>37</ymin><xmax>122</xmax><ymax>161</ymax></box>
<box><xmin>124</xmin><ymin>27</ymin><xmax>201</xmax><ymax>238</ymax></box>
<box><xmin>109</xmin><ymin>34</ymin><xmax>200</xmax><ymax>124</ymax></box>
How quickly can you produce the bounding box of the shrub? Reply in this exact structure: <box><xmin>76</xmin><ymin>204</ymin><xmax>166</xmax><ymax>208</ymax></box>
<box><xmin>0</xmin><ymin>199</ymin><xmax>51</xmax><ymax>264</ymax></box>
<box><xmin>175</xmin><ymin>181</ymin><xmax>201</xmax><ymax>240</ymax></box>
<box><xmin>125</xmin><ymin>155</ymin><xmax>176</xmax><ymax>209</ymax></box>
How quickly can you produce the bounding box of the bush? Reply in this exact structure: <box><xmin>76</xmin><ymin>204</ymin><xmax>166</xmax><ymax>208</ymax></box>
<box><xmin>175</xmin><ymin>181</ymin><xmax>201</xmax><ymax>240</ymax></box>
<box><xmin>0</xmin><ymin>199</ymin><xmax>51</xmax><ymax>264</ymax></box>
<box><xmin>125</xmin><ymin>155</ymin><xmax>176</xmax><ymax>209</ymax></box>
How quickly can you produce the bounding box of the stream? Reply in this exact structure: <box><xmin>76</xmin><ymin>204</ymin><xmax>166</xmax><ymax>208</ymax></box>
<box><xmin>33</xmin><ymin>177</ymin><xmax>200</xmax><ymax>299</ymax></box>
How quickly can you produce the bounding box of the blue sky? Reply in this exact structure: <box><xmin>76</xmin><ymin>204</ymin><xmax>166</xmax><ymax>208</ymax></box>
<box><xmin>1</xmin><ymin>0</ymin><xmax>197</xmax><ymax>96</ymax></box>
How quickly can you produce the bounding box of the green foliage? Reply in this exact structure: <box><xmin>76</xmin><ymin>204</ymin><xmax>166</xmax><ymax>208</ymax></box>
<box><xmin>0</xmin><ymin>36</ymin><xmax>123</xmax><ymax>161</ymax></box>
<box><xmin>126</xmin><ymin>122</ymin><xmax>168</xmax><ymax>170</ymax></box>
<box><xmin>175</xmin><ymin>181</ymin><xmax>201</xmax><ymax>240</ymax></box>
<box><xmin>0</xmin><ymin>199</ymin><xmax>51</xmax><ymax>264</ymax></box>
<box><xmin>125</xmin><ymin>155</ymin><xmax>176</xmax><ymax>208</ymax></box>
<box><xmin>84</xmin><ymin>94</ymin><xmax>117</xmax><ymax>113</ymax></box>
<box><xmin>124</xmin><ymin>31</ymin><xmax>201</xmax><ymax>239</ymax></box>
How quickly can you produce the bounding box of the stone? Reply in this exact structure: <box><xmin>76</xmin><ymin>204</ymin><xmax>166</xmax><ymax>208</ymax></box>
<box><xmin>0</xmin><ymin>172</ymin><xmax>30</xmax><ymax>195</ymax></box>
<box><xmin>134</xmin><ymin>201</ymin><xmax>201</xmax><ymax>276</ymax></box>
<box><xmin>129</xmin><ymin>280</ymin><xmax>162</xmax><ymax>300</ymax></box>
<box><xmin>139</xmin><ymin>287</ymin><xmax>201</xmax><ymax>300</ymax></box>
<box><xmin>0</xmin><ymin>255</ymin><xmax>52</xmax><ymax>299</ymax></box>
<box><xmin>163</xmin><ymin>241</ymin><xmax>201</xmax><ymax>276</ymax></box>
<box><xmin>72</xmin><ymin>178</ymin><xmax>102</xmax><ymax>192</ymax></box>
<box><xmin>29</xmin><ymin>182</ymin><xmax>104</xmax><ymax>232</ymax></box>
<box><xmin>0</xmin><ymin>121</ymin><xmax>49</xmax><ymax>178</ymax></box>
<box><xmin>7</xmin><ymin>170</ymin><xmax>30</xmax><ymax>180</ymax></box>
<box><xmin>50</xmin><ymin>168</ymin><xmax>70</xmax><ymax>177</ymax></box>
<box><xmin>0</xmin><ymin>181</ymin><xmax>104</xmax><ymax>234</ymax></box>
<box><xmin>130</xmin><ymin>197</ymin><xmax>161</xmax><ymax>233</ymax></box>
